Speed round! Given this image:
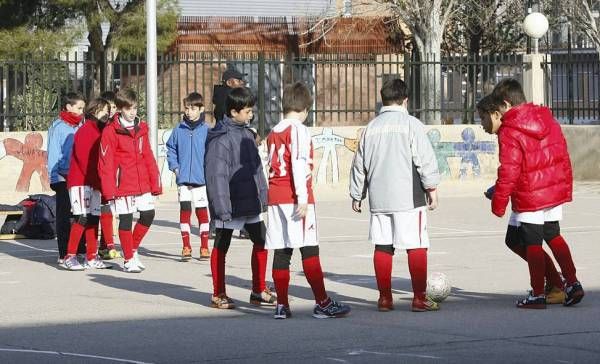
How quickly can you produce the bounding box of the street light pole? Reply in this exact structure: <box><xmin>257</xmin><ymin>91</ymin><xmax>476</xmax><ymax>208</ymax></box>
<box><xmin>146</xmin><ymin>0</ymin><xmax>158</xmax><ymax>158</ymax></box>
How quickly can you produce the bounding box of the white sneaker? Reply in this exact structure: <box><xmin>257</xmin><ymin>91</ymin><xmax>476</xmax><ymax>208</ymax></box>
<box><xmin>57</xmin><ymin>257</ymin><xmax>65</xmax><ymax>266</ymax></box>
<box><xmin>63</xmin><ymin>255</ymin><xmax>85</xmax><ymax>271</ymax></box>
<box><xmin>133</xmin><ymin>251</ymin><xmax>146</xmax><ymax>270</ymax></box>
<box><xmin>123</xmin><ymin>259</ymin><xmax>141</xmax><ymax>273</ymax></box>
<box><xmin>86</xmin><ymin>257</ymin><xmax>108</xmax><ymax>269</ymax></box>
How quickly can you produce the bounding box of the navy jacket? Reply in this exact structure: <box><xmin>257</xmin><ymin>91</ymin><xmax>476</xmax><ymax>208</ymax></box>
<box><xmin>166</xmin><ymin>116</ymin><xmax>209</xmax><ymax>186</ymax></box>
<box><xmin>205</xmin><ymin>116</ymin><xmax>268</xmax><ymax>221</ymax></box>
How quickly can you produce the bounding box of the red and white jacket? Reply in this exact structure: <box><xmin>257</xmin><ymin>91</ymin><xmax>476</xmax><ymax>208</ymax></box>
<box><xmin>492</xmin><ymin>103</ymin><xmax>573</xmax><ymax>217</ymax></box>
<box><xmin>67</xmin><ymin>117</ymin><xmax>104</xmax><ymax>190</ymax></box>
<box><xmin>98</xmin><ymin>114</ymin><xmax>161</xmax><ymax>200</ymax></box>
<box><xmin>267</xmin><ymin>118</ymin><xmax>314</xmax><ymax>205</ymax></box>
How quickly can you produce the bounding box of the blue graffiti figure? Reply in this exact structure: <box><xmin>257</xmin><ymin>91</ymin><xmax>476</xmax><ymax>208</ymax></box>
<box><xmin>454</xmin><ymin>127</ymin><xmax>496</xmax><ymax>179</ymax></box>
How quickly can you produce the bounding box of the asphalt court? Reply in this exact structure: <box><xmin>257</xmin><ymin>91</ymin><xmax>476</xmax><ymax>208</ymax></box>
<box><xmin>1</xmin><ymin>183</ymin><xmax>599</xmax><ymax>363</ymax></box>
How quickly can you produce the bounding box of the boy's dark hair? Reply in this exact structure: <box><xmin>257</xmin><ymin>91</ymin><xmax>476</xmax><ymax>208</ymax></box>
<box><xmin>226</xmin><ymin>87</ymin><xmax>256</xmax><ymax>117</ymax></box>
<box><xmin>476</xmin><ymin>94</ymin><xmax>502</xmax><ymax>115</ymax></box>
<box><xmin>100</xmin><ymin>91</ymin><xmax>116</xmax><ymax>103</ymax></box>
<box><xmin>61</xmin><ymin>92</ymin><xmax>85</xmax><ymax>110</ymax></box>
<box><xmin>491</xmin><ymin>78</ymin><xmax>527</xmax><ymax>106</ymax></box>
<box><xmin>183</xmin><ymin>92</ymin><xmax>204</xmax><ymax>108</ymax></box>
<box><xmin>282</xmin><ymin>82</ymin><xmax>313</xmax><ymax>114</ymax></box>
<box><xmin>85</xmin><ymin>97</ymin><xmax>110</xmax><ymax>118</ymax></box>
<box><xmin>380</xmin><ymin>78</ymin><xmax>409</xmax><ymax>106</ymax></box>
<box><xmin>115</xmin><ymin>89</ymin><xmax>138</xmax><ymax>109</ymax></box>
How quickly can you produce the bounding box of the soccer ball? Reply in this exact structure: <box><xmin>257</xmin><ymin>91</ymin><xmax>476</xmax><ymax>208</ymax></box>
<box><xmin>426</xmin><ymin>272</ymin><xmax>451</xmax><ymax>303</ymax></box>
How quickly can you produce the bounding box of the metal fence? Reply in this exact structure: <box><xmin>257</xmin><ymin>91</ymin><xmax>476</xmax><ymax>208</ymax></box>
<box><xmin>1</xmin><ymin>51</ymin><xmax>599</xmax><ymax>133</ymax></box>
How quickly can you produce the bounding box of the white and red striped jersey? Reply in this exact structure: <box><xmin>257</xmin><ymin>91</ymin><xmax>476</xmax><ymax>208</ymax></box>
<box><xmin>267</xmin><ymin>119</ymin><xmax>314</xmax><ymax>205</ymax></box>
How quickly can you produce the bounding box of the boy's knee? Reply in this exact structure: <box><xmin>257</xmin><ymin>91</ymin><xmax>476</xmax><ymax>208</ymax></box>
<box><xmin>74</xmin><ymin>215</ymin><xmax>88</xmax><ymax>226</ymax></box>
<box><xmin>273</xmin><ymin>248</ymin><xmax>293</xmax><ymax>269</ymax></box>
<box><xmin>375</xmin><ymin>244</ymin><xmax>395</xmax><ymax>255</ymax></box>
<box><xmin>214</xmin><ymin>229</ymin><xmax>233</xmax><ymax>253</ymax></box>
<box><xmin>300</xmin><ymin>246</ymin><xmax>319</xmax><ymax>260</ymax></box>
<box><xmin>119</xmin><ymin>214</ymin><xmax>134</xmax><ymax>231</ymax></box>
<box><xmin>543</xmin><ymin>221</ymin><xmax>561</xmax><ymax>243</ymax></box>
<box><xmin>87</xmin><ymin>215</ymin><xmax>99</xmax><ymax>226</ymax></box>
<box><xmin>518</xmin><ymin>223</ymin><xmax>544</xmax><ymax>246</ymax></box>
<box><xmin>505</xmin><ymin>225</ymin><xmax>520</xmax><ymax>249</ymax></box>
<box><xmin>180</xmin><ymin>201</ymin><xmax>192</xmax><ymax>211</ymax></box>
<box><xmin>138</xmin><ymin>209</ymin><xmax>155</xmax><ymax>227</ymax></box>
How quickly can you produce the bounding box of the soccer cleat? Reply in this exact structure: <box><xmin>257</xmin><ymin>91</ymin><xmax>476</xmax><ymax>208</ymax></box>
<box><xmin>133</xmin><ymin>251</ymin><xmax>145</xmax><ymax>270</ymax></box>
<box><xmin>123</xmin><ymin>259</ymin><xmax>142</xmax><ymax>273</ymax></box>
<box><xmin>312</xmin><ymin>299</ymin><xmax>351</xmax><ymax>319</ymax></box>
<box><xmin>545</xmin><ymin>286</ymin><xmax>566</xmax><ymax>304</ymax></box>
<box><xmin>250</xmin><ymin>288</ymin><xmax>277</xmax><ymax>306</ymax></box>
<box><xmin>516</xmin><ymin>294</ymin><xmax>546</xmax><ymax>309</ymax></box>
<box><xmin>181</xmin><ymin>247</ymin><xmax>192</xmax><ymax>262</ymax></box>
<box><xmin>211</xmin><ymin>294</ymin><xmax>235</xmax><ymax>309</ymax></box>
<box><xmin>564</xmin><ymin>281</ymin><xmax>584</xmax><ymax>306</ymax></box>
<box><xmin>199</xmin><ymin>247</ymin><xmax>211</xmax><ymax>260</ymax></box>
<box><xmin>412</xmin><ymin>296</ymin><xmax>440</xmax><ymax>312</ymax></box>
<box><xmin>63</xmin><ymin>255</ymin><xmax>85</xmax><ymax>271</ymax></box>
<box><xmin>377</xmin><ymin>295</ymin><xmax>394</xmax><ymax>312</ymax></box>
<box><xmin>86</xmin><ymin>257</ymin><xmax>109</xmax><ymax>269</ymax></box>
<box><xmin>274</xmin><ymin>304</ymin><xmax>292</xmax><ymax>319</ymax></box>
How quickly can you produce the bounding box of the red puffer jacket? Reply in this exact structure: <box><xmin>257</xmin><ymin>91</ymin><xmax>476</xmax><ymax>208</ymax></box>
<box><xmin>67</xmin><ymin>117</ymin><xmax>103</xmax><ymax>190</ymax></box>
<box><xmin>492</xmin><ymin>103</ymin><xmax>572</xmax><ymax>217</ymax></box>
<box><xmin>98</xmin><ymin>115</ymin><xmax>162</xmax><ymax>200</ymax></box>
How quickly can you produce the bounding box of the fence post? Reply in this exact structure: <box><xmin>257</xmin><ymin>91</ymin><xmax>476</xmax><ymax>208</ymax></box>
<box><xmin>257</xmin><ymin>52</ymin><xmax>266</xmax><ymax>136</ymax></box>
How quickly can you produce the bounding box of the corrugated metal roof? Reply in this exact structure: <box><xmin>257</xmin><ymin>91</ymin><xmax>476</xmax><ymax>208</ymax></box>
<box><xmin>177</xmin><ymin>0</ymin><xmax>337</xmax><ymax>17</ymax></box>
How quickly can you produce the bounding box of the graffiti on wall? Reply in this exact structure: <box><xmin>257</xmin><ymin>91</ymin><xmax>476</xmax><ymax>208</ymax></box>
<box><xmin>312</xmin><ymin>128</ymin><xmax>364</xmax><ymax>184</ymax></box>
<box><xmin>427</xmin><ymin>127</ymin><xmax>496</xmax><ymax>178</ymax></box>
<box><xmin>0</xmin><ymin>132</ymin><xmax>50</xmax><ymax>192</ymax></box>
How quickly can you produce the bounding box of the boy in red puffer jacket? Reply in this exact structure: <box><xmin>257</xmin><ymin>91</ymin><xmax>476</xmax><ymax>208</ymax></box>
<box><xmin>99</xmin><ymin>89</ymin><xmax>162</xmax><ymax>273</ymax></box>
<box><xmin>490</xmin><ymin>79</ymin><xmax>583</xmax><ymax>309</ymax></box>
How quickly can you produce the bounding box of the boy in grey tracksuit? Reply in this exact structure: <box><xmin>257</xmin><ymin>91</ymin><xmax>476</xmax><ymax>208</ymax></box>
<box><xmin>350</xmin><ymin>78</ymin><xmax>440</xmax><ymax>312</ymax></box>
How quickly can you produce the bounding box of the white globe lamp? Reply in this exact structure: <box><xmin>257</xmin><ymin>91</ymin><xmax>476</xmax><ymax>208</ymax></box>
<box><xmin>523</xmin><ymin>12</ymin><xmax>549</xmax><ymax>54</ymax></box>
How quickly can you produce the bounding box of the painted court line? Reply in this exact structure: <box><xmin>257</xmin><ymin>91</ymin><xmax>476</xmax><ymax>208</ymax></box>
<box><xmin>0</xmin><ymin>348</ymin><xmax>154</xmax><ymax>364</ymax></box>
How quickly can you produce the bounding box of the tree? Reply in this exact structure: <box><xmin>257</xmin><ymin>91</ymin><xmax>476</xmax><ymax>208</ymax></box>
<box><xmin>359</xmin><ymin>0</ymin><xmax>458</xmax><ymax>124</ymax></box>
<box><xmin>559</xmin><ymin>0</ymin><xmax>600</xmax><ymax>59</ymax></box>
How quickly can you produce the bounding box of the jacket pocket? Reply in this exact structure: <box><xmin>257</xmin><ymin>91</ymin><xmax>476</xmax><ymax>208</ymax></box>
<box><xmin>116</xmin><ymin>166</ymin><xmax>122</xmax><ymax>188</ymax></box>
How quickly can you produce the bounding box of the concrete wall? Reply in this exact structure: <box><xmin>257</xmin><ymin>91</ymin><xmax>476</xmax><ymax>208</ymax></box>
<box><xmin>0</xmin><ymin>125</ymin><xmax>597</xmax><ymax>204</ymax></box>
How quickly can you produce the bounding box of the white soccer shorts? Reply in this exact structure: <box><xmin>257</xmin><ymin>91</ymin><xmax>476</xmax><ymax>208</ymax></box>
<box><xmin>177</xmin><ymin>185</ymin><xmax>209</xmax><ymax>208</ymax></box>
<box><xmin>369</xmin><ymin>207</ymin><xmax>430</xmax><ymax>250</ymax></box>
<box><xmin>111</xmin><ymin>192</ymin><xmax>155</xmax><ymax>215</ymax></box>
<box><xmin>265</xmin><ymin>204</ymin><xmax>318</xmax><ymax>249</ymax></box>
<box><xmin>508</xmin><ymin>204</ymin><xmax>563</xmax><ymax>227</ymax></box>
<box><xmin>69</xmin><ymin>186</ymin><xmax>101</xmax><ymax>216</ymax></box>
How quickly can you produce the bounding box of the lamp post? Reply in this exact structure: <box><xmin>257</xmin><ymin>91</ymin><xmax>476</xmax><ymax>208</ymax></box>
<box><xmin>146</xmin><ymin>0</ymin><xmax>158</xmax><ymax>158</ymax></box>
<box><xmin>522</xmin><ymin>12</ymin><xmax>549</xmax><ymax>106</ymax></box>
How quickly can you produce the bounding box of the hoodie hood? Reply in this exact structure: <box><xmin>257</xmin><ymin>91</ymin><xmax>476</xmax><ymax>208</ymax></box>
<box><xmin>501</xmin><ymin>103</ymin><xmax>554</xmax><ymax>140</ymax></box>
<box><xmin>206</xmin><ymin>115</ymin><xmax>246</xmax><ymax>143</ymax></box>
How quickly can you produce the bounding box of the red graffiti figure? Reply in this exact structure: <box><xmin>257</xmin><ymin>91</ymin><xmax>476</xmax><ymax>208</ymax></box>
<box><xmin>1</xmin><ymin>132</ymin><xmax>50</xmax><ymax>192</ymax></box>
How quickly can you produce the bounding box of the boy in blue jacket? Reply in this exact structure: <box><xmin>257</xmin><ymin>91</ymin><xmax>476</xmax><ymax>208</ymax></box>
<box><xmin>167</xmin><ymin>92</ymin><xmax>211</xmax><ymax>261</ymax></box>
<box><xmin>205</xmin><ymin>87</ymin><xmax>275</xmax><ymax>309</ymax></box>
<box><xmin>47</xmin><ymin>92</ymin><xmax>86</xmax><ymax>265</ymax></box>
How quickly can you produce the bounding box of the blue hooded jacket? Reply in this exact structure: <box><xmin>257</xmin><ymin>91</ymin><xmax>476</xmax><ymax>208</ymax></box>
<box><xmin>166</xmin><ymin>115</ymin><xmax>209</xmax><ymax>186</ymax></box>
<box><xmin>204</xmin><ymin>116</ymin><xmax>268</xmax><ymax>221</ymax></box>
<box><xmin>47</xmin><ymin>118</ymin><xmax>81</xmax><ymax>184</ymax></box>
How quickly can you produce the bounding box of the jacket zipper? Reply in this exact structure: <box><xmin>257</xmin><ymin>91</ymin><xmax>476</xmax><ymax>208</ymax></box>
<box><xmin>189</xmin><ymin>129</ymin><xmax>193</xmax><ymax>182</ymax></box>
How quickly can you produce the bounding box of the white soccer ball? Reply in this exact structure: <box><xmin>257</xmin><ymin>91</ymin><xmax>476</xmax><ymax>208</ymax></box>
<box><xmin>426</xmin><ymin>272</ymin><xmax>451</xmax><ymax>303</ymax></box>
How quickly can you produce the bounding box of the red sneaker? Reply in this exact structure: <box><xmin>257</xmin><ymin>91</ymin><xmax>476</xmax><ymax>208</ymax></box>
<box><xmin>377</xmin><ymin>295</ymin><xmax>394</xmax><ymax>312</ymax></box>
<box><xmin>412</xmin><ymin>296</ymin><xmax>440</xmax><ymax>312</ymax></box>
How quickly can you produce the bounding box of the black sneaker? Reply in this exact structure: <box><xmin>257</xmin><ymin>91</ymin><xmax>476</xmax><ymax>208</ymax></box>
<box><xmin>564</xmin><ymin>281</ymin><xmax>584</xmax><ymax>306</ymax></box>
<box><xmin>250</xmin><ymin>288</ymin><xmax>277</xmax><ymax>306</ymax></box>
<box><xmin>312</xmin><ymin>299</ymin><xmax>351</xmax><ymax>319</ymax></box>
<box><xmin>516</xmin><ymin>294</ymin><xmax>546</xmax><ymax>309</ymax></box>
<box><xmin>274</xmin><ymin>304</ymin><xmax>292</xmax><ymax>319</ymax></box>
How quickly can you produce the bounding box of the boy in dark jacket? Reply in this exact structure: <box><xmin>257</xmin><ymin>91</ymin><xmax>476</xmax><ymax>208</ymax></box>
<box><xmin>166</xmin><ymin>92</ymin><xmax>211</xmax><ymax>261</ymax></box>
<box><xmin>490</xmin><ymin>79</ymin><xmax>583</xmax><ymax>308</ymax></box>
<box><xmin>205</xmin><ymin>87</ymin><xmax>275</xmax><ymax>309</ymax></box>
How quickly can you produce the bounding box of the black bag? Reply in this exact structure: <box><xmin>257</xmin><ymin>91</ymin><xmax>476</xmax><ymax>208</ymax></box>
<box><xmin>0</xmin><ymin>195</ymin><xmax>57</xmax><ymax>239</ymax></box>
<box><xmin>0</xmin><ymin>204</ymin><xmax>27</xmax><ymax>234</ymax></box>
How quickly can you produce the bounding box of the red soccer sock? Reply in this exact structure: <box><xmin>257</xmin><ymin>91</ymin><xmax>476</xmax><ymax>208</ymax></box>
<box><xmin>180</xmin><ymin>209</ymin><xmax>192</xmax><ymax>249</ymax></box>
<box><xmin>100</xmin><ymin>212</ymin><xmax>114</xmax><ymax>248</ymax></box>
<box><xmin>251</xmin><ymin>244</ymin><xmax>267</xmax><ymax>293</ymax></box>
<box><xmin>508</xmin><ymin>244</ymin><xmax>563</xmax><ymax>289</ymax></box>
<box><xmin>210</xmin><ymin>247</ymin><xmax>226</xmax><ymax>296</ymax></box>
<box><xmin>85</xmin><ymin>224</ymin><xmax>99</xmax><ymax>261</ymax></box>
<box><xmin>547</xmin><ymin>235</ymin><xmax>578</xmax><ymax>285</ymax></box>
<box><xmin>526</xmin><ymin>245</ymin><xmax>546</xmax><ymax>296</ymax></box>
<box><xmin>407</xmin><ymin>248</ymin><xmax>427</xmax><ymax>300</ymax></box>
<box><xmin>302</xmin><ymin>256</ymin><xmax>328</xmax><ymax>304</ymax></box>
<box><xmin>132</xmin><ymin>223</ymin><xmax>150</xmax><ymax>251</ymax></box>
<box><xmin>374</xmin><ymin>249</ymin><xmax>393</xmax><ymax>298</ymax></box>
<box><xmin>66</xmin><ymin>222</ymin><xmax>86</xmax><ymax>257</ymax></box>
<box><xmin>272</xmin><ymin>268</ymin><xmax>290</xmax><ymax>307</ymax></box>
<box><xmin>196</xmin><ymin>208</ymin><xmax>209</xmax><ymax>250</ymax></box>
<box><xmin>118</xmin><ymin>229</ymin><xmax>134</xmax><ymax>261</ymax></box>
